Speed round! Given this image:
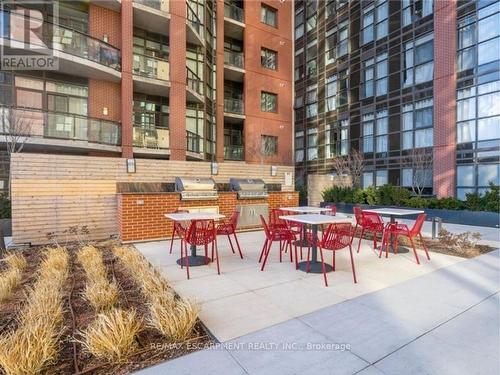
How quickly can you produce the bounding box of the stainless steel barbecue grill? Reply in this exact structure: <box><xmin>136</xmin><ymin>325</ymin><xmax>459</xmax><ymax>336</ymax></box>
<box><xmin>229</xmin><ymin>178</ymin><xmax>268</xmax><ymax>199</ymax></box>
<box><xmin>175</xmin><ymin>177</ymin><xmax>218</xmax><ymax>200</ymax></box>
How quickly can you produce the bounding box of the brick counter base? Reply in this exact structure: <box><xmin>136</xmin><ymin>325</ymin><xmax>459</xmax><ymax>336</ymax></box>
<box><xmin>118</xmin><ymin>191</ymin><xmax>299</xmax><ymax>242</ymax></box>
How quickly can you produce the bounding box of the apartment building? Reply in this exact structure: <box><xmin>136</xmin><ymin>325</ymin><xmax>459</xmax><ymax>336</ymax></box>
<box><xmin>294</xmin><ymin>0</ymin><xmax>500</xmax><ymax>199</ymax></box>
<box><xmin>0</xmin><ymin>0</ymin><xmax>293</xmax><ymax>190</ymax></box>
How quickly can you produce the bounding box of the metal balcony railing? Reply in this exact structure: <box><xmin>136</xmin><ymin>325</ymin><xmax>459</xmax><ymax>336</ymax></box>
<box><xmin>224</xmin><ymin>145</ymin><xmax>244</xmax><ymax>160</ymax></box>
<box><xmin>0</xmin><ymin>106</ymin><xmax>121</xmax><ymax>146</ymax></box>
<box><xmin>186</xmin><ymin>67</ymin><xmax>204</xmax><ymax>95</ymax></box>
<box><xmin>224</xmin><ymin>3</ymin><xmax>244</xmax><ymax>22</ymax></box>
<box><xmin>133</xmin><ymin>126</ymin><xmax>169</xmax><ymax>149</ymax></box>
<box><xmin>1</xmin><ymin>12</ymin><xmax>121</xmax><ymax>70</ymax></box>
<box><xmin>224</xmin><ymin>50</ymin><xmax>244</xmax><ymax>69</ymax></box>
<box><xmin>186</xmin><ymin>130</ymin><xmax>202</xmax><ymax>153</ymax></box>
<box><xmin>133</xmin><ymin>0</ymin><xmax>169</xmax><ymax>12</ymax></box>
<box><xmin>133</xmin><ymin>54</ymin><xmax>169</xmax><ymax>80</ymax></box>
<box><xmin>224</xmin><ymin>98</ymin><xmax>244</xmax><ymax>114</ymax></box>
<box><xmin>186</xmin><ymin>3</ymin><xmax>203</xmax><ymax>36</ymax></box>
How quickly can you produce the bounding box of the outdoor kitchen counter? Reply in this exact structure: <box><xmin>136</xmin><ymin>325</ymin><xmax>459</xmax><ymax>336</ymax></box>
<box><xmin>117</xmin><ymin>191</ymin><xmax>299</xmax><ymax>242</ymax></box>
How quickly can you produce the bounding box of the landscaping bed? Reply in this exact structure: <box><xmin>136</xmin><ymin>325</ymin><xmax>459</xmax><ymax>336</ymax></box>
<box><xmin>0</xmin><ymin>241</ymin><xmax>212</xmax><ymax>375</ymax></box>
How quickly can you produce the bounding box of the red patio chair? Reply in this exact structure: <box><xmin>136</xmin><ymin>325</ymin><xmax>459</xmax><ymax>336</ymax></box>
<box><xmin>312</xmin><ymin>223</ymin><xmax>357</xmax><ymax>287</ymax></box>
<box><xmin>169</xmin><ymin>209</ymin><xmax>189</xmax><ymax>254</ymax></box>
<box><xmin>357</xmin><ymin>211</ymin><xmax>385</xmax><ymax>253</ymax></box>
<box><xmin>323</xmin><ymin>204</ymin><xmax>337</xmax><ymax>216</ymax></box>
<box><xmin>259</xmin><ymin>215</ymin><xmax>296</xmax><ymax>271</ymax></box>
<box><xmin>181</xmin><ymin>219</ymin><xmax>220</xmax><ymax>279</ymax></box>
<box><xmin>380</xmin><ymin>213</ymin><xmax>430</xmax><ymax>264</ymax></box>
<box><xmin>217</xmin><ymin>211</ymin><xmax>243</xmax><ymax>259</ymax></box>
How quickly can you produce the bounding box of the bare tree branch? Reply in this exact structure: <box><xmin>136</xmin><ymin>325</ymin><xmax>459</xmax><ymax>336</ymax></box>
<box><xmin>406</xmin><ymin>148</ymin><xmax>433</xmax><ymax>197</ymax></box>
<box><xmin>330</xmin><ymin>149</ymin><xmax>365</xmax><ymax>188</ymax></box>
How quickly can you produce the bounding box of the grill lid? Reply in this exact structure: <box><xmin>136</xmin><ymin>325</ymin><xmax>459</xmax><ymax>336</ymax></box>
<box><xmin>230</xmin><ymin>178</ymin><xmax>266</xmax><ymax>192</ymax></box>
<box><xmin>175</xmin><ymin>177</ymin><xmax>217</xmax><ymax>192</ymax></box>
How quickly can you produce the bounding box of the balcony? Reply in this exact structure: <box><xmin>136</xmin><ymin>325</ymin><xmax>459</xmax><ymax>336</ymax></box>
<box><xmin>224</xmin><ymin>145</ymin><xmax>244</xmax><ymax>161</ymax></box>
<box><xmin>224</xmin><ymin>3</ymin><xmax>244</xmax><ymax>40</ymax></box>
<box><xmin>133</xmin><ymin>126</ymin><xmax>169</xmax><ymax>155</ymax></box>
<box><xmin>0</xmin><ymin>106</ymin><xmax>121</xmax><ymax>152</ymax></box>
<box><xmin>224</xmin><ymin>50</ymin><xmax>245</xmax><ymax>82</ymax></box>
<box><xmin>186</xmin><ymin>130</ymin><xmax>203</xmax><ymax>159</ymax></box>
<box><xmin>0</xmin><ymin>12</ymin><xmax>121</xmax><ymax>81</ymax></box>
<box><xmin>186</xmin><ymin>3</ymin><xmax>204</xmax><ymax>46</ymax></box>
<box><xmin>133</xmin><ymin>0</ymin><xmax>170</xmax><ymax>36</ymax></box>
<box><xmin>224</xmin><ymin>98</ymin><xmax>244</xmax><ymax>115</ymax></box>
<box><xmin>133</xmin><ymin>54</ymin><xmax>170</xmax><ymax>96</ymax></box>
<box><xmin>186</xmin><ymin>67</ymin><xmax>204</xmax><ymax>103</ymax></box>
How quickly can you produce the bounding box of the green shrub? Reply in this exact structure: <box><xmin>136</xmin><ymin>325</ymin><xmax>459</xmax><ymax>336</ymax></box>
<box><xmin>438</xmin><ymin>197</ymin><xmax>466</xmax><ymax>210</ymax></box>
<box><xmin>464</xmin><ymin>192</ymin><xmax>482</xmax><ymax>211</ymax></box>
<box><xmin>376</xmin><ymin>185</ymin><xmax>411</xmax><ymax>206</ymax></box>
<box><xmin>322</xmin><ymin>186</ymin><xmax>356</xmax><ymax>204</ymax></box>
<box><xmin>478</xmin><ymin>183</ymin><xmax>500</xmax><ymax>212</ymax></box>
<box><xmin>365</xmin><ymin>186</ymin><xmax>377</xmax><ymax>205</ymax></box>
<box><xmin>404</xmin><ymin>197</ymin><xmax>429</xmax><ymax>208</ymax></box>
<box><xmin>0</xmin><ymin>195</ymin><xmax>10</xmax><ymax>219</ymax></box>
<box><xmin>352</xmin><ymin>189</ymin><xmax>366</xmax><ymax>204</ymax></box>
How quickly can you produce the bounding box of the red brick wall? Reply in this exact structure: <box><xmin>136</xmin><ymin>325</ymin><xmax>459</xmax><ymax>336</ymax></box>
<box><xmin>433</xmin><ymin>1</ymin><xmax>457</xmax><ymax>198</ymax></box>
<box><xmin>121</xmin><ymin>1</ymin><xmax>134</xmax><ymax>158</ymax></box>
<box><xmin>118</xmin><ymin>192</ymin><xmax>299</xmax><ymax>242</ymax></box>
<box><xmin>88</xmin><ymin>80</ymin><xmax>121</xmax><ymax>122</ymax></box>
<box><xmin>88</xmin><ymin>4</ymin><xmax>121</xmax><ymax>48</ymax></box>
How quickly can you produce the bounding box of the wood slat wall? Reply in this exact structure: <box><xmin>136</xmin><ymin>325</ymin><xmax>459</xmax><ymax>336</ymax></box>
<box><xmin>11</xmin><ymin>153</ymin><xmax>295</xmax><ymax>245</ymax></box>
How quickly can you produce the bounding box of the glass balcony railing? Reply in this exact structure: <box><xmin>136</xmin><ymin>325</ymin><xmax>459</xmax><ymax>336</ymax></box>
<box><xmin>133</xmin><ymin>54</ymin><xmax>170</xmax><ymax>80</ymax></box>
<box><xmin>224</xmin><ymin>50</ymin><xmax>244</xmax><ymax>69</ymax></box>
<box><xmin>1</xmin><ymin>12</ymin><xmax>121</xmax><ymax>70</ymax></box>
<box><xmin>186</xmin><ymin>130</ymin><xmax>202</xmax><ymax>153</ymax></box>
<box><xmin>224</xmin><ymin>145</ymin><xmax>244</xmax><ymax>160</ymax></box>
<box><xmin>186</xmin><ymin>3</ymin><xmax>203</xmax><ymax>36</ymax></box>
<box><xmin>224</xmin><ymin>3</ymin><xmax>244</xmax><ymax>22</ymax></box>
<box><xmin>0</xmin><ymin>106</ymin><xmax>121</xmax><ymax>146</ymax></box>
<box><xmin>224</xmin><ymin>98</ymin><xmax>244</xmax><ymax>114</ymax></box>
<box><xmin>133</xmin><ymin>126</ymin><xmax>169</xmax><ymax>149</ymax></box>
<box><xmin>186</xmin><ymin>67</ymin><xmax>204</xmax><ymax>95</ymax></box>
<box><xmin>133</xmin><ymin>0</ymin><xmax>169</xmax><ymax>12</ymax></box>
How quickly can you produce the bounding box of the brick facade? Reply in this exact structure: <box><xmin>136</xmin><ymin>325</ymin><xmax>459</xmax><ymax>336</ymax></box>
<box><xmin>433</xmin><ymin>0</ymin><xmax>457</xmax><ymax>198</ymax></box>
<box><xmin>118</xmin><ymin>192</ymin><xmax>299</xmax><ymax>242</ymax></box>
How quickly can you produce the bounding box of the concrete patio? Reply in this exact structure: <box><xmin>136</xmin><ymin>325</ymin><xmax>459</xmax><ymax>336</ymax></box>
<box><xmin>135</xmin><ymin>245</ymin><xmax>499</xmax><ymax>375</ymax></box>
<box><xmin>135</xmin><ymin>230</ymin><xmax>466</xmax><ymax>342</ymax></box>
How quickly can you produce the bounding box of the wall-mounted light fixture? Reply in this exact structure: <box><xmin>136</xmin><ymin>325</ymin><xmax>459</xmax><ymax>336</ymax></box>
<box><xmin>103</xmin><ymin>107</ymin><xmax>109</xmax><ymax>116</ymax></box>
<box><xmin>211</xmin><ymin>162</ymin><xmax>219</xmax><ymax>175</ymax></box>
<box><xmin>271</xmin><ymin>165</ymin><xmax>277</xmax><ymax>176</ymax></box>
<box><xmin>126</xmin><ymin>158</ymin><xmax>136</xmax><ymax>173</ymax></box>
<box><xmin>103</xmin><ymin>34</ymin><xmax>109</xmax><ymax>43</ymax></box>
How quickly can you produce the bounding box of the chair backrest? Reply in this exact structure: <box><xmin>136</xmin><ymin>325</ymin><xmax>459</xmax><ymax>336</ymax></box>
<box><xmin>270</xmin><ymin>209</ymin><xmax>285</xmax><ymax>226</ymax></box>
<box><xmin>322</xmin><ymin>223</ymin><xmax>352</xmax><ymax>248</ymax></box>
<box><xmin>186</xmin><ymin>219</ymin><xmax>215</xmax><ymax>245</ymax></box>
<box><xmin>353</xmin><ymin>206</ymin><xmax>363</xmax><ymax>224</ymax></box>
<box><xmin>410</xmin><ymin>214</ymin><xmax>426</xmax><ymax>235</ymax></box>
<box><xmin>363</xmin><ymin>211</ymin><xmax>384</xmax><ymax>226</ymax></box>
<box><xmin>260</xmin><ymin>215</ymin><xmax>272</xmax><ymax>239</ymax></box>
<box><xmin>229</xmin><ymin>210</ymin><xmax>240</xmax><ymax>229</ymax></box>
<box><xmin>324</xmin><ymin>204</ymin><xmax>337</xmax><ymax>216</ymax></box>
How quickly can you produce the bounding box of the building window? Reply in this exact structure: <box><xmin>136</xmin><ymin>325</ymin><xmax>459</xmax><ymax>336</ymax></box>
<box><xmin>337</xmin><ymin>21</ymin><xmax>349</xmax><ymax>57</ymax></box>
<box><xmin>362</xmin><ymin>109</ymin><xmax>388</xmax><ymax>153</ymax></box>
<box><xmin>361</xmin><ymin>52</ymin><xmax>388</xmax><ymax>98</ymax></box>
<box><xmin>338</xmin><ymin>69</ymin><xmax>349</xmax><ymax>107</ymax></box>
<box><xmin>306</xmin><ymin>38</ymin><xmax>317</xmax><ymax>78</ymax></box>
<box><xmin>294</xmin><ymin>47</ymin><xmax>304</xmax><ymax>82</ymax></box>
<box><xmin>326</xmin><ymin>0</ymin><xmax>335</xmax><ymax>18</ymax></box>
<box><xmin>403</xmin><ymin>33</ymin><xmax>434</xmax><ymax>87</ymax></box>
<box><xmin>295</xmin><ymin>6</ymin><xmax>304</xmax><ymax>40</ymax></box>
<box><xmin>402</xmin><ymin>0</ymin><xmax>433</xmax><ymax>26</ymax></box>
<box><xmin>325</xmin><ymin>74</ymin><xmax>337</xmax><ymax>112</ymax></box>
<box><xmin>307</xmin><ymin>128</ymin><xmax>318</xmax><ymax>160</ymax></box>
<box><xmin>306</xmin><ymin>84</ymin><xmax>318</xmax><ymax>118</ymax></box>
<box><xmin>376</xmin><ymin>170</ymin><xmax>388</xmax><ymax>186</ymax></box>
<box><xmin>261</xmin><ymin>91</ymin><xmax>277</xmax><ymax>112</ymax></box>
<box><xmin>325</xmin><ymin>27</ymin><xmax>336</xmax><ymax>65</ymax></box>
<box><xmin>306</xmin><ymin>0</ymin><xmax>317</xmax><ymax>32</ymax></box>
<box><xmin>295</xmin><ymin>131</ymin><xmax>304</xmax><ymax>162</ymax></box>
<box><xmin>402</xmin><ymin>98</ymin><xmax>433</xmax><ymax>149</ymax></box>
<box><xmin>261</xmin><ymin>4</ymin><xmax>277</xmax><ymax>27</ymax></box>
<box><xmin>261</xmin><ymin>48</ymin><xmax>277</xmax><ymax>70</ymax></box>
<box><xmin>261</xmin><ymin>135</ymin><xmax>278</xmax><ymax>155</ymax></box>
<box><xmin>361</xmin><ymin>1</ymin><xmax>388</xmax><ymax>45</ymax></box>
<box><xmin>363</xmin><ymin>172</ymin><xmax>374</xmax><ymax>188</ymax></box>
<box><xmin>457</xmin><ymin>164</ymin><xmax>500</xmax><ymax>200</ymax></box>
<box><xmin>326</xmin><ymin>119</ymin><xmax>349</xmax><ymax>158</ymax></box>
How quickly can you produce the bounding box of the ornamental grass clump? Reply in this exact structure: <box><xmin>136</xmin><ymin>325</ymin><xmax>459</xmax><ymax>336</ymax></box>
<box><xmin>77</xmin><ymin>245</ymin><xmax>119</xmax><ymax>312</ymax></box>
<box><xmin>0</xmin><ymin>252</ymin><xmax>27</xmax><ymax>302</ymax></box>
<box><xmin>113</xmin><ymin>246</ymin><xmax>199</xmax><ymax>342</ymax></box>
<box><xmin>79</xmin><ymin>308</ymin><xmax>143</xmax><ymax>363</ymax></box>
<box><xmin>0</xmin><ymin>247</ymin><xmax>69</xmax><ymax>375</ymax></box>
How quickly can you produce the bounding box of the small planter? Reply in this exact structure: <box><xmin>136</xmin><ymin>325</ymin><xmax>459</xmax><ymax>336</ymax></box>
<box><xmin>321</xmin><ymin>202</ymin><xmax>500</xmax><ymax>228</ymax></box>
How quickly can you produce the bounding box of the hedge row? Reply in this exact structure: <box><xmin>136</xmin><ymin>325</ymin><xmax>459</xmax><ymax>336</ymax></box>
<box><xmin>322</xmin><ymin>183</ymin><xmax>499</xmax><ymax>213</ymax></box>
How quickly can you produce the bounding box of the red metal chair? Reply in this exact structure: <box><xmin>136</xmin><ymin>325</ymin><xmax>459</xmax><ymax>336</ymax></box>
<box><xmin>357</xmin><ymin>211</ymin><xmax>385</xmax><ymax>253</ymax></box>
<box><xmin>181</xmin><ymin>219</ymin><xmax>220</xmax><ymax>279</ymax></box>
<box><xmin>259</xmin><ymin>215</ymin><xmax>296</xmax><ymax>271</ymax></box>
<box><xmin>270</xmin><ymin>208</ymin><xmax>288</xmax><ymax>232</ymax></box>
<box><xmin>380</xmin><ymin>213</ymin><xmax>430</xmax><ymax>264</ymax></box>
<box><xmin>216</xmin><ymin>211</ymin><xmax>243</xmax><ymax>259</ymax></box>
<box><xmin>312</xmin><ymin>223</ymin><xmax>357</xmax><ymax>287</ymax></box>
<box><xmin>169</xmin><ymin>209</ymin><xmax>189</xmax><ymax>254</ymax></box>
<box><xmin>323</xmin><ymin>204</ymin><xmax>337</xmax><ymax>216</ymax></box>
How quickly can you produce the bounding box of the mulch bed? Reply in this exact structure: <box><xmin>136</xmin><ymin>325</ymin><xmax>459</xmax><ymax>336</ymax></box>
<box><xmin>0</xmin><ymin>242</ymin><xmax>212</xmax><ymax>375</ymax></box>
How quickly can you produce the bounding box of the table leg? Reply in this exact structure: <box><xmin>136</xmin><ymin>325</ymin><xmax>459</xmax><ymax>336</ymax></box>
<box><xmin>176</xmin><ymin>221</ymin><xmax>212</xmax><ymax>267</ymax></box>
<box><xmin>297</xmin><ymin>224</ymin><xmax>333</xmax><ymax>274</ymax></box>
<box><xmin>389</xmin><ymin>215</ymin><xmax>395</xmax><ymax>253</ymax></box>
